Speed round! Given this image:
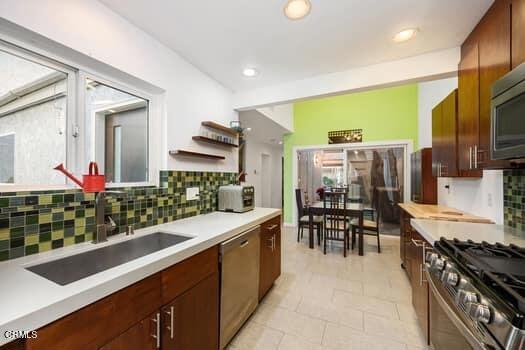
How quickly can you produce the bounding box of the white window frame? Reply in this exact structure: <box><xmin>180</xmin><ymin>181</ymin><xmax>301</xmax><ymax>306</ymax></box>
<box><xmin>0</xmin><ymin>132</ymin><xmax>15</xmax><ymax>185</ymax></box>
<box><xmin>78</xmin><ymin>71</ymin><xmax>159</xmax><ymax>188</ymax></box>
<box><xmin>0</xmin><ymin>40</ymin><xmax>78</xmax><ymax>188</ymax></box>
<box><xmin>0</xmin><ymin>39</ymin><xmax>161</xmax><ymax>190</ymax></box>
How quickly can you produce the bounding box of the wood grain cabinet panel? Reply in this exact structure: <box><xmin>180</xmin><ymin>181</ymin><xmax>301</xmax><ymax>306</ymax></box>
<box><xmin>259</xmin><ymin>215</ymin><xmax>282</xmax><ymax>300</ymax></box>
<box><xmin>99</xmin><ymin>312</ymin><xmax>159</xmax><ymax>350</ymax></box>
<box><xmin>161</xmin><ymin>273</ymin><xmax>219</xmax><ymax>350</ymax></box>
<box><xmin>458</xmin><ymin>41</ymin><xmax>482</xmax><ymax>177</ymax></box>
<box><xmin>477</xmin><ymin>0</ymin><xmax>511</xmax><ymax>169</ymax></box>
<box><xmin>26</xmin><ymin>274</ymin><xmax>162</xmax><ymax>350</ymax></box>
<box><xmin>513</xmin><ymin>0</ymin><xmax>525</xmax><ymax>69</ymax></box>
<box><xmin>432</xmin><ymin>90</ymin><xmax>459</xmax><ymax>177</ymax></box>
<box><xmin>161</xmin><ymin>246</ymin><xmax>218</xmax><ymax>304</ymax></box>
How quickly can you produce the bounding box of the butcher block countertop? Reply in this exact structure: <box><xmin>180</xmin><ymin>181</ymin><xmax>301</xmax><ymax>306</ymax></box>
<box><xmin>398</xmin><ymin>202</ymin><xmax>494</xmax><ymax>224</ymax></box>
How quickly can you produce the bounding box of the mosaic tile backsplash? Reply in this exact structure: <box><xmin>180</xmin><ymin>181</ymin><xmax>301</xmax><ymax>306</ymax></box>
<box><xmin>0</xmin><ymin>171</ymin><xmax>236</xmax><ymax>261</ymax></box>
<box><xmin>504</xmin><ymin>169</ymin><xmax>525</xmax><ymax>230</ymax></box>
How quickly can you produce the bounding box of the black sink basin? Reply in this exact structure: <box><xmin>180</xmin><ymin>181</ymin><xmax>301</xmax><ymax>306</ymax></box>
<box><xmin>26</xmin><ymin>232</ymin><xmax>193</xmax><ymax>285</ymax></box>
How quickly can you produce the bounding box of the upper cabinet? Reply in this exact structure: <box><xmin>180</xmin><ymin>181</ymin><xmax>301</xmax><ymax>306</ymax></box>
<box><xmin>513</xmin><ymin>0</ymin><xmax>525</xmax><ymax>68</ymax></box>
<box><xmin>458</xmin><ymin>42</ymin><xmax>482</xmax><ymax>177</ymax></box>
<box><xmin>432</xmin><ymin>90</ymin><xmax>459</xmax><ymax>177</ymax></box>
<box><xmin>455</xmin><ymin>0</ymin><xmax>513</xmax><ymax>175</ymax></box>
<box><xmin>477</xmin><ymin>0</ymin><xmax>512</xmax><ymax>169</ymax></box>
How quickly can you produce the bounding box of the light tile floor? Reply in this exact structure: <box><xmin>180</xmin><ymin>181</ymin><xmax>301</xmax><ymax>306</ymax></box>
<box><xmin>227</xmin><ymin>227</ymin><xmax>428</xmax><ymax>350</ymax></box>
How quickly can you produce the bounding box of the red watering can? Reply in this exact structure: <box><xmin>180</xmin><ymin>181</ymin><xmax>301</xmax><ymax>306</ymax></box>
<box><xmin>54</xmin><ymin>162</ymin><xmax>105</xmax><ymax>193</ymax></box>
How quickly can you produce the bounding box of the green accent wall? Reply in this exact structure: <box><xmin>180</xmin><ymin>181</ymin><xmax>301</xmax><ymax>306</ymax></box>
<box><xmin>283</xmin><ymin>84</ymin><xmax>419</xmax><ymax>223</ymax></box>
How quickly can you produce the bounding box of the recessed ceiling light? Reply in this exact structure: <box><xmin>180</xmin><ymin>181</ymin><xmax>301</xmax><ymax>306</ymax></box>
<box><xmin>245</xmin><ymin>127</ymin><xmax>252</xmax><ymax>132</ymax></box>
<box><xmin>242</xmin><ymin>67</ymin><xmax>258</xmax><ymax>77</ymax></box>
<box><xmin>278</xmin><ymin>141</ymin><xmax>283</xmax><ymax>145</ymax></box>
<box><xmin>284</xmin><ymin>0</ymin><xmax>311</xmax><ymax>20</ymax></box>
<box><xmin>393</xmin><ymin>28</ymin><xmax>419</xmax><ymax>43</ymax></box>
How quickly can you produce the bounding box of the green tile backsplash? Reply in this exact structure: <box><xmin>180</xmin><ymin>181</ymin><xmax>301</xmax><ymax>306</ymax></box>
<box><xmin>0</xmin><ymin>171</ymin><xmax>236</xmax><ymax>261</ymax></box>
<box><xmin>504</xmin><ymin>169</ymin><xmax>525</xmax><ymax>230</ymax></box>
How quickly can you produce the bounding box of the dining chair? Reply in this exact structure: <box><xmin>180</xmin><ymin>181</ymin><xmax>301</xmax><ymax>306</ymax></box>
<box><xmin>351</xmin><ymin>190</ymin><xmax>381</xmax><ymax>253</ymax></box>
<box><xmin>295</xmin><ymin>189</ymin><xmax>323</xmax><ymax>245</ymax></box>
<box><xmin>323</xmin><ymin>190</ymin><xmax>350</xmax><ymax>257</ymax></box>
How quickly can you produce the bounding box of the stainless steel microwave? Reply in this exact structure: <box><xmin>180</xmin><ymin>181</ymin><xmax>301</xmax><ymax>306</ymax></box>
<box><xmin>491</xmin><ymin>62</ymin><xmax>525</xmax><ymax>160</ymax></box>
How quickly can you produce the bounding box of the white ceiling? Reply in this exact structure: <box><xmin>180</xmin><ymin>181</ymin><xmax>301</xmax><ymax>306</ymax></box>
<box><xmin>100</xmin><ymin>0</ymin><xmax>493</xmax><ymax>92</ymax></box>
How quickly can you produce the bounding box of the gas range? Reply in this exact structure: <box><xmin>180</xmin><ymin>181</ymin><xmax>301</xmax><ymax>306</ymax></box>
<box><xmin>427</xmin><ymin>238</ymin><xmax>525</xmax><ymax>350</ymax></box>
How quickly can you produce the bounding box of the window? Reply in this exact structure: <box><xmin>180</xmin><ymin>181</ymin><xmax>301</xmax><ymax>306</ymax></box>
<box><xmin>84</xmin><ymin>78</ymin><xmax>149</xmax><ymax>184</ymax></box>
<box><xmin>0</xmin><ymin>40</ymin><xmax>156</xmax><ymax>189</ymax></box>
<box><xmin>0</xmin><ymin>133</ymin><xmax>15</xmax><ymax>183</ymax></box>
<box><xmin>0</xmin><ymin>44</ymin><xmax>72</xmax><ymax>186</ymax></box>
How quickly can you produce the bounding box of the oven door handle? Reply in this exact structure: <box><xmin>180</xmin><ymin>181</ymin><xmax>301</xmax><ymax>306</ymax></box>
<box><xmin>426</xmin><ymin>269</ymin><xmax>492</xmax><ymax>350</ymax></box>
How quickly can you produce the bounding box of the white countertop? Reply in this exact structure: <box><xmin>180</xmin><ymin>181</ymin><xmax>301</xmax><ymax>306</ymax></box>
<box><xmin>411</xmin><ymin>219</ymin><xmax>525</xmax><ymax>246</ymax></box>
<box><xmin>0</xmin><ymin>207</ymin><xmax>281</xmax><ymax>346</ymax></box>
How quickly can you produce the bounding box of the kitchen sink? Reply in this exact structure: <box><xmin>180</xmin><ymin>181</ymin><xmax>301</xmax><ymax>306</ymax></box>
<box><xmin>26</xmin><ymin>232</ymin><xmax>193</xmax><ymax>285</ymax></box>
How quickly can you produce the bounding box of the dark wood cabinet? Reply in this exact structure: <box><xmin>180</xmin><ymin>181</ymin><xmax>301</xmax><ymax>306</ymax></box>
<box><xmin>24</xmin><ymin>245</ymin><xmax>220</xmax><ymax>350</ymax></box>
<box><xmin>99</xmin><ymin>312</ymin><xmax>159</xmax><ymax>350</ymax></box>
<box><xmin>259</xmin><ymin>215</ymin><xmax>282</xmax><ymax>300</ymax></box>
<box><xmin>432</xmin><ymin>90</ymin><xmax>459</xmax><ymax>177</ymax></box>
<box><xmin>431</xmin><ymin>104</ymin><xmax>443</xmax><ymax>177</ymax></box>
<box><xmin>161</xmin><ymin>273</ymin><xmax>219</xmax><ymax>350</ymax></box>
<box><xmin>456</xmin><ymin>0</ymin><xmax>512</xmax><ymax>173</ymax></box>
<box><xmin>458</xmin><ymin>41</ymin><xmax>482</xmax><ymax>177</ymax></box>
<box><xmin>513</xmin><ymin>0</ymin><xmax>525</xmax><ymax>68</ymax></box>
<box><xmin>477</xmin><ymin>0</ymin><xmax>512</xmax><ymax>169</ymax></box>
<box><xmin>410</xmin><ymin>148</ymin><xmax>437</xmax><ymax>204</ymax></box>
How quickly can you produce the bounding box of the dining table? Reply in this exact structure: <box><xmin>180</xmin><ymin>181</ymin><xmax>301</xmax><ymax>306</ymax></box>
<box><xmin>307</xmin><ymin>201</ymin><xmax>366</xmax><ymax>256</ymax></box>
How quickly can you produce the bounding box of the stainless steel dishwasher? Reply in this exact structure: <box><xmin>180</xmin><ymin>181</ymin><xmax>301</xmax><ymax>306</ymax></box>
<box><xmin>220</xmin><ymin>225</ymin><xmax>260</xmax><ymax>349</ymax></box>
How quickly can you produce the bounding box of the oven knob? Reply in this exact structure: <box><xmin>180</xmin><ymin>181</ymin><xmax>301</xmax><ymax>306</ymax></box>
<box><xmin>426</xmin><ymin>252</ymin><xmax>438</xmax><ymax>264</ymax></box>
<box><xmin>468</xmin><ymin>303</ymin><xmax>491</xmax><ymax>324</ymax></box>
<box><xmin>462</xmin><ymin>291</ymin><xmax>478</xmax><ymax>305</ymax></box>
<box><xmin>456</xmin><ymin>289</ymin><xmax>478</xmax><ymax>305</ymax></box>
<box><xmin>445</xmin><ymin>272</ymin><xmax>459</xmax><ymax>286</ymax></box>
<box><xmin>433</xmin><ymin>258</ymin><xmax>445</xmax><ymax>271</ymax></box>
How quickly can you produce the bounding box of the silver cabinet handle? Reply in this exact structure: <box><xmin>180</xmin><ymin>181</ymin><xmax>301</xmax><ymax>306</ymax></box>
<box><xmin>267</xmin><ymin>236</ymin><xmax>274</xmax><ymax>250</ymax></box>
<box><xmin>411</xmin><ymin>238</ymin><xmax>424</xmax><ymax>247</ymax></box>
<box><xmin>165</xmin><ymin>306</ymin><xmax>174</xmax><ymax>339</ymax></box>
<box><xmin>151</xmin><ymin>312</ymin><xmax>160</xmax><ymax>348</ymax></box>
<box><xmin>474</xmin><ymin>144</ymin><xmax>478</xmax><ymax>169</ymax></box>
<box><xmin>272</xmin><ymin>234</ymin><xmax>276</xmax><ymax>251</ymax></box>
<box><xmin>469</xmin><ymin>146</ymin><xmax>473</xmax><ymax>169</ymax></box>
<box><xmin>240</xmin><ymin>239</ymin><xmax>249</xmax><ymax>248</ymax></box>
<box><xmin>267</xmin><ymin>224</ymin><xmax>278</xmax><ymax>231</ymax></box>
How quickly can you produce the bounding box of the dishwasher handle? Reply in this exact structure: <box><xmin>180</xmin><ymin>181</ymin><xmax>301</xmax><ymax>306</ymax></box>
<box><xmin>220</xmin><ymin>226</ymin><xmax>261</xmax><ymax>254</ymax></box>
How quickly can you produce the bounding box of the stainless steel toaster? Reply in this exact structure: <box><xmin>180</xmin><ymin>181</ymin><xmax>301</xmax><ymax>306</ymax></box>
<box><xmin>218</xmin><ymin>185</ymin><xmax>254</xmax><ymax>213</ymax></box>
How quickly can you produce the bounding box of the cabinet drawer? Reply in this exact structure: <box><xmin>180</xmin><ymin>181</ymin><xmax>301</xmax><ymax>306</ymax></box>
<box><xmin>261</xmin><ymin>216</ymin><xmax>281</xmax><ymax>234</ymax></box>
<box><xmin>161</xmin><ymin>246</ymin><xmax>218</xmax><ymax>304</ymax></box>
<box><xmin>27</xmin><ymin>274</ymin><xmax>161</xmax><ymax>350</ymax></box>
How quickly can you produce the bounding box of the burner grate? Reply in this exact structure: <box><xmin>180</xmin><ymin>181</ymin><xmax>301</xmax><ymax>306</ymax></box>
<box><xmin>438</xmin><ymin>238</ymin><xmax>525</xmax><ymax>328</ymax></box>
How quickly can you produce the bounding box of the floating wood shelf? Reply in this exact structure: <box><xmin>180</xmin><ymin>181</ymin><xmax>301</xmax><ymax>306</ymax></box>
<box><xmin>201</xmin><ymin>121</ymin><xmax>239</xmax><ymax>136</ymax></box>
<box><xmin>192</xmin><ymin>136</ymin><xmax>238</xmax><ymax>147</ymax></box>
<box><xmin>169</xmin><ymin>150</ymin><xmax>225</xmax><ymax>160</ymax></box>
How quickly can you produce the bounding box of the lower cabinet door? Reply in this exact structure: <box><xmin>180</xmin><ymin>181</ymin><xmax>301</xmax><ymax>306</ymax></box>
<box><xmin>162</xmin><ymin>272</ymin><xmax>219</xmax><ymax>350</ymax></box>
<box><xmin>99</xmin><ymin>311</ymin><xmax>160</xmax><ymax>350</ymax></box>
<box><xmin>259</xmin><ymin>217</ymin><xmax>281</xmax><ymax>300</ymax></box>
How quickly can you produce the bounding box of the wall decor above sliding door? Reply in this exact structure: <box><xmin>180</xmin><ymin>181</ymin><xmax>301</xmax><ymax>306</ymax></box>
<box><xmin>328</xmin><ymin>129</ymin><xmax>363</xmax><ymax>144</ymax></box>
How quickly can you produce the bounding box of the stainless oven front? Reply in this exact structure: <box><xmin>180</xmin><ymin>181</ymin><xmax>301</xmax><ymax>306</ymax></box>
<box><xmin>425</xmin><ymin>268</ymin><xmax>503</xmax><ymax>350</ymax></box>
<box><xmin>491</xmin><ymin>62</ymin><xmax>525</xmax><ymax>161</ymax></box>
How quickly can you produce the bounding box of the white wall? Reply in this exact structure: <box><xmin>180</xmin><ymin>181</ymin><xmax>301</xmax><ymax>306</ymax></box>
<box><xmin>437</xmin><ymin>171</ymin><xmax>504</xmax><ymax>224</ymax></box>
<box><xmin>255</xmin><ymin>104</ymin><xmax>294</xmax><ymax>132</ymax></box>
<box><xmin>417</xmin><ymin>77</ymin><xmax>458</xmax><ymax>148</ymax></box>
<box><xmin>0</xmin><ymin>0</ymin><xmax>237</xmax><ymax>173</ymax></box>
<box><xmin>243</xmin><ymin>140</ymin><xmax>283</xmax><ymax>209</ymax></box>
